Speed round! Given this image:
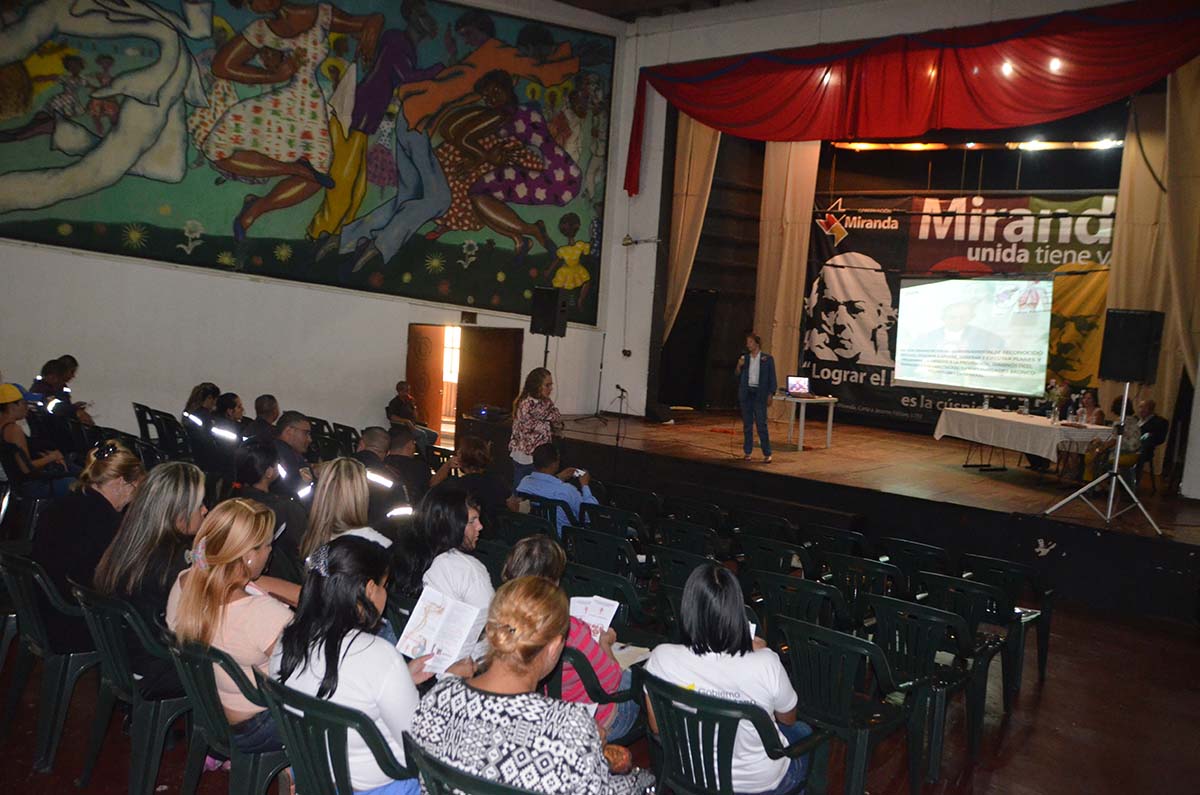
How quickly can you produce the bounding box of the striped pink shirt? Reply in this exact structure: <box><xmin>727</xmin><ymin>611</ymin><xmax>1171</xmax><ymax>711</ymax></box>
<box><xmin>562</xmin><ymin>617</ymin><xmax>622</xmax><ymax>727</ymax></box>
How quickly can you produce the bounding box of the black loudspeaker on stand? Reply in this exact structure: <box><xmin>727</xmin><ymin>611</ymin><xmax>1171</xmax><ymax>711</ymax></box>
<box><xmin>1045</xmin><ymin>308</ymin><xmax>1164</xmax><ymax>534</ymax></box>
<box><xmin>530</xmin><ymin>287</ymin><xmax>568</xmax><ymax>367</ymax></box>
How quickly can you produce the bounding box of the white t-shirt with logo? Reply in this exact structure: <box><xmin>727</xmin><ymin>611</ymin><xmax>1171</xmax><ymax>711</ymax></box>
<box><xmin>645</xmin><ymin>643</ymin><xmax>798</xmax><ymax>793</ymax></box>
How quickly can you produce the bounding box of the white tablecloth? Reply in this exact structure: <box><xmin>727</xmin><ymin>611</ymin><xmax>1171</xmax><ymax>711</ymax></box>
<box><xmin>933</xmin><ymin>408</ymin><xmax>1113</xmax><ymax>463</ymax></box>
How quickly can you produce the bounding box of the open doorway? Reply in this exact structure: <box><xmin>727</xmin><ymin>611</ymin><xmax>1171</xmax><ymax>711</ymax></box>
<box><xmin>407</xmin><ymin>325</ymin><xmax>524</xmax><ymax>446</ymax></box>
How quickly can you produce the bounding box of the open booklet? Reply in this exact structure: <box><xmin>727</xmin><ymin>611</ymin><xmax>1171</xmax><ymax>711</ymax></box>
<box><xmin>396</xmin><ymin>587</ymin><xmax>487</xmax><ymax>675</ymax></box>
<box><xmin>570</xmin><ymin>595</ymin><xmax>620</xmax><ymax>643</ymax></box>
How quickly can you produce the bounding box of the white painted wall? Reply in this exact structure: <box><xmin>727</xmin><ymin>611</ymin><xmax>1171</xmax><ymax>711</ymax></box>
<box><xmin>1</xmin><ymin>0</ymin><xmax>1125</xmax><ymax>437</ymax></box>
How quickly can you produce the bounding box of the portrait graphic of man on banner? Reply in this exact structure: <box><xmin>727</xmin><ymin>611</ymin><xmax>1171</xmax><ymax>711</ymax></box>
<box><xmin>804</xmin><ymin>251</ymin><xmax>897</xmax><ymax>367</ymax></box>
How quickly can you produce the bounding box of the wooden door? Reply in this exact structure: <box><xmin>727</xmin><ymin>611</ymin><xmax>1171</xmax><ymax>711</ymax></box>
<box><xmin>458</xmin><ymin>327</ymin><xmax>524</xmax><ymax>419</ymax></box>
<box><xmin>406</xmin><ymin>325</ymin><xmax>444</xmax><ymax>428</ymax></box>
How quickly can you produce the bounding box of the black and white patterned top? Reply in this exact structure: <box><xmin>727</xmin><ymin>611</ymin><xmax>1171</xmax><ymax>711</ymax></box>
<box><xmin>410</xmin><ymin>677</ymin><xmax>655</xmax><ymax>795</ymax></box>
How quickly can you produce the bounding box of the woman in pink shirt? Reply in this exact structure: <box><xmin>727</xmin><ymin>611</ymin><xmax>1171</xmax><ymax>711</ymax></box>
<box><xmin>500</xmin><ymin>536</ymin><xmax>640</xmax><ymax>740</ymax></box>
<box><xmin>509</xmin><ymin>368</ymin><xmax>563</xmax><ymax>487</ymax></box>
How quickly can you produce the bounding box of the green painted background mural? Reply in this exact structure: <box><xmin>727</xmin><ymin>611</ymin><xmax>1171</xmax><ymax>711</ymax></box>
<box><xmin>0</xmin><ymin>0</ymin><xmax>613</xmax><ymax>323</ymax></box>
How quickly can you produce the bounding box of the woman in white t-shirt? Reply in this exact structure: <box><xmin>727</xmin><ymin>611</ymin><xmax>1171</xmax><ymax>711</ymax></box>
<box><xmin>411</xmin><ymin>486</ymin><xmax>493</xmax><ymax>611</ymax></box>
<box><xmin>644</xmin><ymin>563</ymin><xmax>813</xmax><ymax>795</ymax></box>
<box><xmin>272</xmin><ymin>536</ymin><xmax>474</xmax><ymax>795</ymax></box>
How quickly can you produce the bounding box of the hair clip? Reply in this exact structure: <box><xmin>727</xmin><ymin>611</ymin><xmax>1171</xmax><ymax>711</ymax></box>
<box><xmin>488</xmin><ymin>619</ymin><xmax>517</xmax><ymax>635</ymax></box>
<box><xmin>187</xmin><ymin>538</ymin><xmax>209</xmax><ymax>570</ymax></box>
<box><xmin>305</xmin><ymin>544</ymin><xmax>330</xmax><ymax>577</ymax></box>
<box><xmin>94</xmin><ymin>442</ymin><xmax>119</xmax><ymax>460</ymax></box>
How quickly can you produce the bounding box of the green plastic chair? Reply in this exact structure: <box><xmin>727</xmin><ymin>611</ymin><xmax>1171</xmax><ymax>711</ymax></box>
<box><xmin>777</xmin><ymin>616</ymin><xmax>928</xmax><ymax>795</ymax></box>
<box><xmin>728</xmin><ymin>508</ymin><xmax>799</xmax><ymax>543</ymax></box>
<box><xmin>960</xmin><ymin>553</ymin><xmax>1054</xmax><ymax>685</ymax></box>
<box><xmin>658</xmin><ymin>585</ymin><xmax>760</xmax><ymax>645</ymax></box>
<box><xmin>517</xmin><ymin>492</ymin><xmax>579</xmax><ymax>529</ymax></box>
<box><xmin>560</xmin><ymin>562</ymin><xmax>662</xmax><ymax>646</ymax></box>
<box><xmin>605</xmin><ymin>483</ymin><xmax>662</xmax><ymax>524</ymax></box>
<box><xmin>494</xmin><ymin>510</ymin><xmax>554</xmax><ymax>545</ymax></box>
<box><xmin>753</xmin><ymin>571</ymin><xmax>855</xmax><ymax>647</ymax></box>
<box><xmin>167</xmin><ymin>640</ymin><xmax>289</xmax><ymax>795</ymax></box>
<box><xmin>543</xmin><ymin>646</ymin><xmax>645</xmax><ymax>745</ymax></box>
<box><xmin>661</xmin><ymin>494</ymin><xmax>726</xmax><ymax>532</ymax></box>
<box><xmin>256</xmin><ymin>673</ymin><xmax>415</xmax><ymax>795</ymax></box>
<box><xmin>739</xmin><ymin>534</ymin><xmax>814</xmax><ymax>580</ymax></box>
<box><xmin>580</xmin><ymin>502</ymin><xmax>651</xmax><ymax>543</ymax></box>
<box><xmin>0</xmin><ymin>552</ymin><xmax>101</xmax><ymax>772</ymax></box>
<box><xmin>913</xmin><ymin>571</ymin><xmax>1021</xmax><ymax>712</ymax></box>
<box><xmin>813</xmin><ymin>551</ymin><xmax>906</xmax><ymax>624</ymax></box>
<box><xmin>876</xmin><ymin>537</ymin><xmax>953</xmax><ymax>580</ymax></box>
<box><xmin>403</xmin><ymin>732</ymin><xmax>542</xmax><ymax>795</ymax></box>
<box><xmin>657</xmin><ymin>518</ymin><xmax>724</xmax><ymax>559</ymax></box>
<box><xmin>561</xmin><ymin>524</ymin><xmax>641</xmax><ymax>580</ymax></box>
<box><xmin>863</xmin><ymin>594</ymin><xmax>988</xmax><ymax>782</ymax></box>
<box><xmin>646</xmin><ymin>543</ymin><xmax>710</xmax><ymax>589</ymax></box>
<box><xmin>473</xmin><ymin>538</ymin><xmax>511</xmax><ymax>588</ymax></box>
<box><xmin>72</xmin><ymin>585</ymin><xmax>191</xmax><ymax>795</ymax></box>
<box><xmin>641</xmin><ymin>670</ymin><xmax>832</xmax><ymax>795</ymax></box>
<box><xmin>796</xmin><ymin>524</ymin><xmax>868</xmax><ymax>556</ymax></box>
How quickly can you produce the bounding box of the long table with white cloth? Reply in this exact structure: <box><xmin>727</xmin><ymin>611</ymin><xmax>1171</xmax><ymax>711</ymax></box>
<box><xmin>933</xmin><ymin>407</ymin><xmax>1113</xmax><ymax>463</ymax></box>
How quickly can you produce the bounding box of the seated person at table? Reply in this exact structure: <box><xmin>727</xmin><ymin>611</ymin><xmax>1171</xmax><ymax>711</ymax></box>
<box><xmin>501</xmin><ymin>535</ymin><xmax>641</xmax><ymax>740</ymax></box>
<box><xmin>516</xmin><ymin>443</ymin><xmax>597</xmax><ymax>535</ymax></box>
<box><xmin>32</xmin><ymin>440</ymin><xmax>145</xmax><ymax>650</ymax></box>
<box><xmin>409</xmin><ymin>576</ymin><xmax>655</xmax><ymax>795</ymax></box>
<box><xmin>385</xmin><ymin>422</ymin><xmax>432</xmax><ymax>504</ymax></box>
<box><xmin>1134</xmin><ymin>399</ymin><xmax>1169</xmax><ymax>486</ymax></box>
<box><xmin>1075</xmin><ymin>389</ymin><xmax>1105</xmax><ymax>425</ymax></box>
<box><xmin>644</xmin><ymin>563</ymin><xmax>813</xmax><ymax>795</ymax></box>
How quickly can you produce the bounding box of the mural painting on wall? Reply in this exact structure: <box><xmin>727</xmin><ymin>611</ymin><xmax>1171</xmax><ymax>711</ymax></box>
<box><xmin>0</xmin><ymin>0</ymin><xmax>613</xmax><ymax>324</ymax></box>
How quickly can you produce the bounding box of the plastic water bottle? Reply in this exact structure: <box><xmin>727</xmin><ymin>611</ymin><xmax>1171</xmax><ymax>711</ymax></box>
<box><xmin>981</xmin><ymin>394</ymin><xmax>990</xmax><ymax>410</ymax></box>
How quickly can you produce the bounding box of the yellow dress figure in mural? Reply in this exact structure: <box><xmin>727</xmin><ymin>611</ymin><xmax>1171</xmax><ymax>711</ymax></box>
<box><xmin>552</xmin><ymin>240</ymin><xmax>590</xmax><ymax>290</ymax></box>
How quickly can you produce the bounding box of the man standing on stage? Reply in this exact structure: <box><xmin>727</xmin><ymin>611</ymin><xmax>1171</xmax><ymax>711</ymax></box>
<box><xmin>736</xmin><ymin>333</ymin><xmax>776</xmax><ymax>463</ymax></box>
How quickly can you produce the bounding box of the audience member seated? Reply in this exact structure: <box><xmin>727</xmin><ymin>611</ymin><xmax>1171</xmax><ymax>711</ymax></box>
<box><xmin>409</xmin><ymin>576</ymin><xmax>654</xmax><ymax>795</ymax></box>
<box><xmin>300</xmin><ymin>457</ymin><xmax>391</xmax><ymax>561</ymax></box>
<box><xmin>430</xmin><ymin>436</ymin><xmax>516</xmax><ymax>527</ymax></box>
<box><xmin>166</xmin><ymin>499</ymin><xmax>295</xmax><ymax>753</ymax></box>
<box><xmin>30</xmin><ymin>355</ymin><xmax>94</xmax><ymax>424</ymax></box>
<box><xmin>215</xmin><ymin>392</ymin><xmax>249</xmax><ymax>434</ymax></box>
<box><xmin>183</xmin><ymin>381</ymin><xmax>221</xmax><ymax>425</ymax></box>
<box><xmin>1134</xmin><ymin>398</ymin><xmax>1169</xmax><ymax>487</ymax></box>
<box><xmin>386</xmin><ymin>380</ymin><xmax>423</xmax><ymax>426</ymax></box>
<box><xmin>272</xmin><ymin>537</ymin><xmax>470</xmax><ymax>795</ymax></box>
<box><xmin>245</xmin><ymin>394</ymin><xmax>281</xmax><ymax>441</ymax></box>
<box><xmin>501</xmin><ymin>536</ymin><xmax>641</xmax><ymax>740</ymax></box>
<box><xmin>232</xmin><ymin>440</ymin><xmax>308</xmax><ymax>583</ymax></box>
<box><xmin>95</xmin><ymin>462</ymin><xmax>206</xmax><ymax>696</ymax></box>
<box><xmin>516</xmin><ymin>443</ymin><xmax>597</xmax><ymax>535</ymax></box>
<box><xmin>385</xmin><ymin>422</ymin><xmax>432</xmax><ymax>505</ymax></box>
<box><xmin>354</xmin><ymin>426</ymin><xmax>407</xmax><ymax>522</ymax></box>
<box><xmin>410</xmin><ymin>486</ymin><xmax>492</xmax><ymax>611</ymax></box>
<box><xmin>509</xmin><ymin>368</ymin><xmax>563</xmax><ymax>487</ymax></box>
<box><xmin>272</xmin><ymin>410</ymin><xmax>315</xmax><ymax>499</ymax></box>
<box><xmin>644</xmin><ymin>563</ymin><xmax>812</xmax><ymax>795</ymax></box>
<box><xmin>1</xmin><ymin>383</ymin><xmax>74</xmax><ymax>495</ymax></box>
<box><xmin>31</xmin><ymin>440</ymin><xmax>145</xmax><ymax>651</ymax></box>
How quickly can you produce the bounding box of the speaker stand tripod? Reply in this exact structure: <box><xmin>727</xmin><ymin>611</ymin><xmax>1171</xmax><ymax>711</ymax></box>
<box><xmin>1044</xmin><ymin>382</ymin><xmax>1161</xmax><ymax>535</ymax></box>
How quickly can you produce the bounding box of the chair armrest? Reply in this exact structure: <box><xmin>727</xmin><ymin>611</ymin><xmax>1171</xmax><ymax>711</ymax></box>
<box><xmin>771</xmin><ymin>728</ymin><xmax>834</xmax><ymax>760</ymax></box>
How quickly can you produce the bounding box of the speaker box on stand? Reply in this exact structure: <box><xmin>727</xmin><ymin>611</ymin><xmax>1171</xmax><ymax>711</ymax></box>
<box><xmin>530</xmin><ymin>287</ymin><xmax>568</xmax><ymax>367</ymax></box>
<box><xmin>1098</xmin><ymin>309</ymin><xmax>1164</xmax><ymax>384</ymax></box>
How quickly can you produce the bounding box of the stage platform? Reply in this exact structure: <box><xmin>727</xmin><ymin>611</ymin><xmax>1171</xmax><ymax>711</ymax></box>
<box><xmin>464</xmin><ymin>410</ymin><xmax>1200</xmax><ymax>623</ymax></box>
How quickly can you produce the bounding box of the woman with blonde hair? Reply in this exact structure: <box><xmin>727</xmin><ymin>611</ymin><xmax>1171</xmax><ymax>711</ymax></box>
<box><xmin>166</xmin><ymin>499</ymin><xmax>292</xmax><ymax>753</ymax></box>
<box><xmin>31</xmin><ymin>439</ymin><xmax>145</xmax><ymax>651</ymax></box>
<box><xmin>300</xmin><ymin>456</ymin><xmax>391</xmax><ymax>560</ymax></box>
<box><xmin>508</xmin><ymin>368</ymin><xmax>562</xmax><ymax>487</ymax></box>
<box><xmin>410</xmin><ymin>577</ymin><xmax>654</xmax><ymax>795</ymax></box>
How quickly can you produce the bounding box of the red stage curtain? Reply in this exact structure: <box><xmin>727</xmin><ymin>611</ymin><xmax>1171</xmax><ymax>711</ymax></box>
<box><xmin>624</xmin><ymin>0</ymin><xmax>1200</xmax><ymax>195</ymax></box>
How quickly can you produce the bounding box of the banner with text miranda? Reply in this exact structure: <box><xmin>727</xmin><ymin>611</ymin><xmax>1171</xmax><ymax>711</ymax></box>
<box><xmin>801</xmin><ymin>194</ymin><xmax>1114</xmax><ymax>425</ymax></box>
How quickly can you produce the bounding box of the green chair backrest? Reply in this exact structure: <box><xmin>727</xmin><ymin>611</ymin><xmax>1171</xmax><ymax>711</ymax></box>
<box><xmin>657</xmin><ymin>518</ymin><xmax>720</xmax><ymax>556</ymax></box>
<box><xmin>494</xmin><ymin>511</ymin><xmax>554</xmax><ymax>545</ymax></box>
<box><xmin>641</xmin><ymin>671</ymin><xmax>797</xmax><ymax>795</ymax></box>
<box><xmin>23</xmin><ymin>497</ymin><xmax>51</xmax><ymax>542</ymax></box>
<box><xmin>728</xmin><ymin>509</ymin><xmax>797</xmax><ymax>543</ymax></box>
<box><xmin>776</xmin><ymin>616</ymin><xmax>901</xmax><ymax>730</ymax></box>
<box><xmin>862</xmin><ymin>594</ymin><xmax>970</xmax><ymax>684</ymax></box>
<box><xmin>580</xmin><ymin>502</ymin><xmax>648</xmax><ymax>541</ymax></box>
<box><xmin>814</xmin><ymin>551</ymin><xmax>905</xmax><ymax>621</ymax></box>
<box><xmin>167</xmin><ymin>640</ymin><xmax>263</xmax><ymax>757</ymax></box>
<box><xmin>73</xmin><ymin>585</ymin><xmax>171</xmax><ymax>704</ymax></box>
<box><xmin>752</xmin><ymin>571</ymin><xmax>853</xmax><ymax>638</ymax></box>
<box><xmin>561</xmin><ymin>562</ymin><xmax>650</xmax><ymax>627</ymax></box>
<box><xmin>877</xmin><ymin>537</ymin><xmax>952</xmax><ymax>579</ymax></box>
<box><xmin>517</xmin><ymin>492</ymin><xmax>578</xmax><ymax>528</ymax></box>
<box><xmin>561</xmin><ymin>524</ymin><xmax>637</xmax><ymax>576</ymax></box>
<box><xmin>959</xmin><ymin>553</ymin><xmax>1045</xmax><ymax>603</ymax></box>
<box><xmin>796</xmin><ymin>524</ymin><xmax>867</xmax><ymax>556</ymax></box>
<box><xmin>402</xmin><ymin>733</ymin><xmax>541</xmax><ymax>795</ymax></box>
<box><xmin>646</xmin><ymin>544</ymin><xmax>710</xmax><ymax>589</ymax></box>
<box><xmin>605</xmin><ymin>484</ymin><xmax>662</xmax><ymax>523</ymax></box>
<box><xmin>0</xmin><ymin>551</ymin><xmax>77</xmax><ymax>655</ymax></box>
<box><xmin>473</xmin><ymin>539</ymin><xmax>511</xmax><ymax>588</ymax></box>
<box><xmin>739</xmin><ymin>534</ymin><xmax>813</xmax><ymax>579</ymax></box>
<box><xmin>912</xmin><ymin>571</ymin><xmax>1016</xmax><ymax>635</ymax></box>
<box><xmin>661</xmin><ymin>495</ymin><xmax>725</xmax><ymax>532</ymax></box>
<box><xmin>257</xmin><ymin>673</ymin><xmax>412</xmax><ymax>795</ymax></box>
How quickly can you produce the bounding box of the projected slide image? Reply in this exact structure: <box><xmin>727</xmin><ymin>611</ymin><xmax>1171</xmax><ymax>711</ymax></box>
<box><xmin>894</xmin><ymin>279</ymin><xmax>1053</xmax><ymax>396</ymax></box>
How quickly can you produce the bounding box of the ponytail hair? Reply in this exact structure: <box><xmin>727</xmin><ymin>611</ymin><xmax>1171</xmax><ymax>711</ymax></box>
<box><xmin>75</xmin><ymin>439</ymin><xmax>144</xmax><ymax>493</ymax></box>
<box><xmin>484</xmin><ymin>576</ymin><xmax>568</xmax><ymax>675</ymax></box>
<box><xmin>278</xmin><ymin>536</ymin><xmax>390</xmax><ymax>697</ymax></box>
<box><xmin>173</xmin><ymin>498</ymin><xmax>275</xmax><ymax>646</ymax></box>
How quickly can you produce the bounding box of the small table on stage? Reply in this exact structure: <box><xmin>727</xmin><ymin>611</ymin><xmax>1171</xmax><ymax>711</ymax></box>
<box><xmin>933</xmin><ymin>407</ymin><xmax>1112</xmax><ymax>466</ymax></box>
<box><xmin>772</xmin><ymin>395</ymin><xmax>838</xmax><ymax>451</ymax></box>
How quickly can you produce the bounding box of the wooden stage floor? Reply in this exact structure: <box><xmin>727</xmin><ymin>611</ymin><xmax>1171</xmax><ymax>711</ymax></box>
<box><xmin>560</xmin><ymin>411</ymin><xmax>1200</xmax><ymax>547</ymax></box>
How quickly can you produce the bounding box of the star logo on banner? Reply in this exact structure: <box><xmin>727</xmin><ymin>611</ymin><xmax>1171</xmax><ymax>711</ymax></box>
<box><xmin>816</xmin><ymin>198</ymin><xmax>849</xmax><ymax>245</ymax></box>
